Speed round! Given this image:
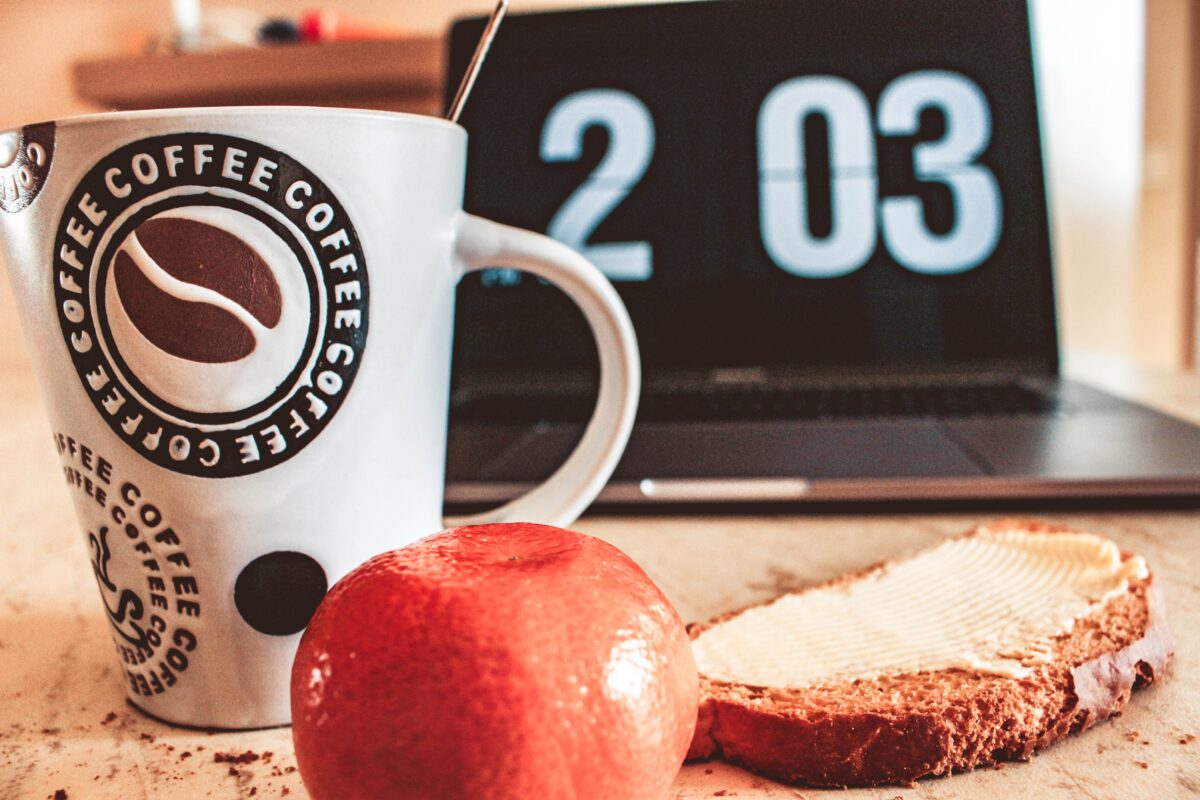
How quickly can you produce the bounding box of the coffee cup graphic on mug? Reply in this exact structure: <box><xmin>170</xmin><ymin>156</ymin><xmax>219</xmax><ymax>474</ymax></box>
<box><xmin>0</xmin><ymin>108</ymin><xmax>640</xmax><ymax>729</ymax></box>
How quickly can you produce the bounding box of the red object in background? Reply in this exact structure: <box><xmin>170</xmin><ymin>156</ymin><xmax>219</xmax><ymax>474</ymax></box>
<box><xmin>299</xmin><ymin>9</ymin><xmax>409</xmax><ymax>42</ymax></box>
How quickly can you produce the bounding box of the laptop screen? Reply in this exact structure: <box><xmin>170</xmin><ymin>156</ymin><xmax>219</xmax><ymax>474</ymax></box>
<box><xmin>447</xmin><ymin>0</ymin><xmax>1057</xmax><ymax>380</ymax></box>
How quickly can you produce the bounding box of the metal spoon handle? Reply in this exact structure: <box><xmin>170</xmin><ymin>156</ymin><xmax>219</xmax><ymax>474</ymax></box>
<box><xmin>446</xmin><ymin>0</ymin><xmax>510</xmax><ymax>124</ymax></box>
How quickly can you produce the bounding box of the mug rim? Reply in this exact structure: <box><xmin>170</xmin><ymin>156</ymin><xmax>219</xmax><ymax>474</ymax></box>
<box><xmin>7</xmin><ymin>105</ymin><xmax>464</xmax><ymax>134</ymax></box>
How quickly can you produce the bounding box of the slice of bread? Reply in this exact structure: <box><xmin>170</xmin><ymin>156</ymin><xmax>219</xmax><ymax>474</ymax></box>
<box><xmin>686</xmin><ymin>519</ymin><xmax>1173</xmax><ymax>788</ymax></box>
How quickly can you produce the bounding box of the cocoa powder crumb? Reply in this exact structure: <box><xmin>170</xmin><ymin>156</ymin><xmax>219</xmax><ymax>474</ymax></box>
<box><xmin>1124</xmin><ymin>729</ymin><xmax>1141</xmax><ymax>742</ymax></box>
<box><xmin>713</xmin><ymin>792</ymin><xmax>731</xmax><ymax>797</ymax></box>
<box><xmin>249</xmin><ymin>789</ymin><xmax>257</xmax><ymax>797</ymax></box>
<box><xmin>214</xmin><ymin>751</ymin><xmax>260</xmax><ymax>764</ymax></box>
<box><xmin>100</xmin><ymin>713</ymin><xmax>118</xmax><ymax>725</ymax></box>
<box><xmin>53</xmin><ymin>791</ymin><xmax>67</xmax><ymax>800</ymax></box>
<box><xmin>1135</xmin><ymin>761</ymin><xmax>1149</xmax><ymax>769</ymax></box>
<box><xmin>704</xmin><ymin>768</ymin><xmax>713</xmax><ymax>775</ymax></box>
<box><xmin>179</xmin><ymin>751</ymin><xmax>192</xmax><ymax>760</ymax></box>
<box><xmin>40</xmin><ymin>728</ymin><xmax>61</xmax><ymax>736</ymax></box>
<box><xmin>228</xmin><ymin>767</ymin><xmax>239</xmax><ymax>777</ymax></box>
<box><xmin>138</xmin><ymin>733</ymin><xmax>155</xmax><ymax>742</ymax></box>
<box><xmin>1180</xmin><ymin>734</ymin><xmax>1197</xmax><ymax>745</ymax></box>
<box><xmin>281</xmin><ymin>789</ymin><xmax>290</xmax><ymax>797</ymax></box>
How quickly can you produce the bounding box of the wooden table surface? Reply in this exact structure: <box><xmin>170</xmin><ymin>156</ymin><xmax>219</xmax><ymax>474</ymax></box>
<box><xmin>1</xmin><ymin>352</ymin><xmax>1198</xmax><ymax>800</ymax></box>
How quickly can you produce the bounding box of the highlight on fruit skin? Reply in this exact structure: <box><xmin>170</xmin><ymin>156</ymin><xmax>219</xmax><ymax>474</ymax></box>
<box><xmin>290</xmin><ymin>522</ymin><xmax>700</xmax><ymax>800</ymax></box>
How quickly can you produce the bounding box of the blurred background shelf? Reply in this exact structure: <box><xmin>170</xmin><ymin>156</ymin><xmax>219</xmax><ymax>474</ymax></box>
<box><xmin>73</xmin><ymin>36</ymin><xmax>445</xmax><ymax>115</ymax></box>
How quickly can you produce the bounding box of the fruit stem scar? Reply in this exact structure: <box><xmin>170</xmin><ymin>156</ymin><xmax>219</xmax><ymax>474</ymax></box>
<box><xmin>120</xmin><ymin>230</ymin><xmax>271</xmax><ymax>343</ymax></box>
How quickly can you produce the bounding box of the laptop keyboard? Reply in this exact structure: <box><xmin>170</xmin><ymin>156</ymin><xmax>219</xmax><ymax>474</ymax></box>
<box><xmin>451</xmin><ymin>381</ymin><xmax>1058</xmax><ymax>423</ymax></box>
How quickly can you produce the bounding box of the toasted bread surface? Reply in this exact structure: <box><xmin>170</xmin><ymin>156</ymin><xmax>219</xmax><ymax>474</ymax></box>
<box><xmin>686</xmin><ymin>520</ymin><xmax>1173</xmax><ymax>787</ymax></box>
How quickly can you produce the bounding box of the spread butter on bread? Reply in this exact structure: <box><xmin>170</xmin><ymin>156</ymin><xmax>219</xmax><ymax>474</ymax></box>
<box><xmin>687</xmin><ymin>520</ymin><xmax>1173</xmax><ymax>787</ymax></box>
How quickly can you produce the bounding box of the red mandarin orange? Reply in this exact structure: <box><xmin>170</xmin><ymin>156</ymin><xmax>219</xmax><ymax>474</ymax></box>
<box><xmin>291</xmin><ymin>522</ymin><xmax>698</xmax><ymax>800</ymax></box>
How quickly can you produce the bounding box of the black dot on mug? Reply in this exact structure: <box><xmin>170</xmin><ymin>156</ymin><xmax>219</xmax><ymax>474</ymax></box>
<box><xmin>235</xmin><ymin>551</ymin><xmax>328</xmax><ymax>636</ymax></box>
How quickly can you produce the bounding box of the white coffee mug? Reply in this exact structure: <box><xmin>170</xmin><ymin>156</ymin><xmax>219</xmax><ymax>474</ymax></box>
<box><xmin>0</xmin><ymin>107</ymin><xmax>639</xmax><ymax>729</ymax></box>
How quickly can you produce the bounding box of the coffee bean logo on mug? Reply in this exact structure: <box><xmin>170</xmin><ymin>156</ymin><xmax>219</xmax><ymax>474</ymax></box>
<box><xmin>52</xmin><ymin>133</ymin><xmax>369</xmax><ymax>477</ymax></box>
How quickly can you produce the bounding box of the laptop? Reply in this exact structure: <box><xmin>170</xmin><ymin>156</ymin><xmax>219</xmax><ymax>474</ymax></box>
<box><xmin>443</xmin><ymin>0</ymin><xmax>1200</xmax><ymax>506</ymax></box>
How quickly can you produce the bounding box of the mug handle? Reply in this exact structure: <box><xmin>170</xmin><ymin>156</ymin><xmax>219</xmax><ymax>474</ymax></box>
<box><xmin>444</xmin><ymin>213</ymin><xmax>641</xmax><ymax>528</ymax></box>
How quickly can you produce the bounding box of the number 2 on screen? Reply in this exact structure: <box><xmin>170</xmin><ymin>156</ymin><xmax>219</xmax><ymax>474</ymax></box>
<box><xmin>539</xmin><ymin>71</ymin><xmax>1002</xmax><ymax>282</ymax></box>
<box><xmin>540</xmin><ymin>89</ymin><xmax>656</xmax><ymax>281</ymax></box>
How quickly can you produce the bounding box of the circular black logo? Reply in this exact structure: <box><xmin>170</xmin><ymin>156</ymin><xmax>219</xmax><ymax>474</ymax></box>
<box><xmin>235</xmin><ymin>550</ymin><xmax>328</xmax><ymax>636</ymax></box>
<box><xmin>52</xmin><ymin>134</ymin><xmax>369</xmax><ymax>477</ymax></box>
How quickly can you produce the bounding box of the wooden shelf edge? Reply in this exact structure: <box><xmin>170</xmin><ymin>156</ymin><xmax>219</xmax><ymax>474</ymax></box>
<box><xmin>73</xmin><ymin>37</ymin><xmax>445</xmax><ymax>111</ymax></box>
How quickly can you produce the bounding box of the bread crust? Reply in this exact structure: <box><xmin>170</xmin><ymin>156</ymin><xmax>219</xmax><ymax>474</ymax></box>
<box><xmin>686</xmin><ymin>520</ymin><xmax>1174</xmax><ymax>787</ymax></box>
